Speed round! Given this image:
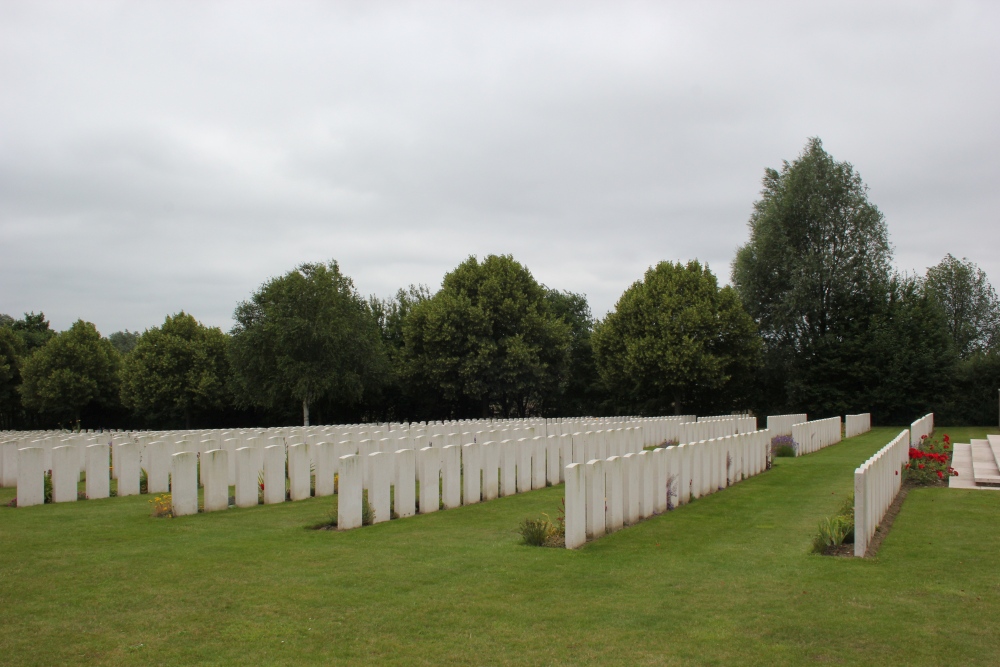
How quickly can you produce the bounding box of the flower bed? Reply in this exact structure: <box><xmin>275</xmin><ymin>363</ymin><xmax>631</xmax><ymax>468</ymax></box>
<box><xmin>905</xmin><ymin>433</ymin><xmax>957</xmax><ymax>485</ymax></box>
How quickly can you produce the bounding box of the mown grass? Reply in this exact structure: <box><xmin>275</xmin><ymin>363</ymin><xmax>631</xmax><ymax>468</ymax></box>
<box><xmin>1</xmin><ymin>426</ymin><xmax>998</xmax><ymax>666</ymax></box>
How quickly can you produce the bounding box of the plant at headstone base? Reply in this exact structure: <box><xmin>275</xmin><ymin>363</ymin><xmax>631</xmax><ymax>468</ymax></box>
<box><xmin>43</xmin><ymin>470</ymin><xmax>53</xmax><ymax>503</ymax></box>
<box><xmin>666</xmin><ymin>475</ymin><xmax>677</xmax><ymax>510</ymax></box>
<box><xmin>6</xmin><ymin>498</ymin><xmax>16</xmax><ymax>507</ymax></box>
<box><xmin>726</xmin><ymin>453</ymin><xmax>733</xmax><ymax>487</ymax></box>
<box><xmin>811</xmin><ymin>493</ymin><xmax>855</xmax><ymax>554</ymax></box>
<box><xmin>518</xmin><ymin>515</ymin><xmax>557</xmax><ymax>546</ymax></box>
<box><xmin>139</xmin><ymin>468</ymin><xmax>148</xmax><ymax>495</ymax></box>
<box><xmin>362</xmin><ymin>490</ymin><xmax>375</xmax><ymax>526</ymax></box>
<box><xmin>771</xmin><ymin>435</ymin><xmax>797</xmax><ymax>457</ymax></box>
<box><xmin>149</xmin><ymin>494</ymin><xmax>172</xmax><ymax>518</ymax></box>
<box><xmin>258</xmin><ymin>470</ymin><xmax>265</xmax><ymax>504</ymax></box>
<box><xmin>905</xmin><ymin>434</ymin><xmax>957</xmax><ymax>485</ymax></box>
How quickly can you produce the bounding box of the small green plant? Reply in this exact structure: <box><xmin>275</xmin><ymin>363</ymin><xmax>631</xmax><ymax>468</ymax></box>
<box><xmin>362</xmin><ymin>490</ymin><xmax>375</xmax><ymax>526</ymax></box>
<box><xmin>43</xmin><ymin>471</ymin><xmax>53</xmax><ymax>504</ymax></box>
<box><xmin>518</xmin><ymin>515</ymin><xmax>556</xmax><ymax>546</ymax></box>
<box><xmin>139</xmin><ymin>468</ymin><xmax>148</xmax><ymax>495</ymax></box>
<box><xmin>812</xmin><ymin>492</ymin><xmax>855</xmax><ymax>554</ymax></box>
<box><xmin>813</xmin><ymin>516</ymin><xmax>851</xmax><ymax>553</ymax></box>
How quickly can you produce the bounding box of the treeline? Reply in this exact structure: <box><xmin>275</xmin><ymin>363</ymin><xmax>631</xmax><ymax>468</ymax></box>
<box><xmin>1</xmin><ymin>138</ymin><xmax>997</xmax><ymax>430</ymax></box>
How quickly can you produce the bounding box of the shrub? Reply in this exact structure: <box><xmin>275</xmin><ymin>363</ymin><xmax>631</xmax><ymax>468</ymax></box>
<box><xmin>771</xmin><ymin>435</ymin><xmax>797</xmax><ymax>457</ymax></box>
<box><xmin>905</xmin><ymin>434</ymin><xmax>957</xmax><ymax>485</ymax></box>
<box><xmin>43</xmin><ymin>471</ymin><xmax>53</xmax><ymax>504</ymax></box>
<box><xmin>519</xmin><ymin>516</ymin><xmax>556</xmax><ymax>546</ymax></box>
<box><xmin>140</xmin><ymin>468</ymin><xmax>148</xmax><ymax>495</ymax></box>
<box><xmin>149</xmin><ymin>494</ymin><xmax>172</xmax><ymax>518</ymax></box>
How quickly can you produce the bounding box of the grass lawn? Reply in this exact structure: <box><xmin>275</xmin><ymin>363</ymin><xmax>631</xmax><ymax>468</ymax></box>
<box><xmin>1</xmin><ymin>425</ymin><xmax>998</xmax><ymax>666</ymax></box>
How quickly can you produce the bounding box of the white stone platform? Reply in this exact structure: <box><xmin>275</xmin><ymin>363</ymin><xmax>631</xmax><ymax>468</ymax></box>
<box><xmin>949</xmin><ymin>439</ymin><xmax>1000</xmax><ymax>490</ymax></box>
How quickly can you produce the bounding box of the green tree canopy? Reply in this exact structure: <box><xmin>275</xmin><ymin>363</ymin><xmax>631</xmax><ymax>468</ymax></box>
<box><xmin>0</xmin><ymin>325</ymin><xmax>25</xmax><ymax>429</ymax></box>
<box><xmin>10</xmin><ymin>312</ymin><xmax>55</xmax><ymax>353</ymax></box>
<box><xmin>543</xmin><ymin>288</ymin><xmax>599</xmax><ymax>416</ymax></box>
<box><xmin>229</xmin><ymin>260</ymin><xmax>387</xmax><ymax>426</ymax></box>
<box><xmin>731</xmin><ymin>137</ymin><xmax>893</xmax><ymax>415</ymax></box>
<box><xmin>924</xmin><ymin>254</ymin><xmax>1000</xmax><ymax>358</ymax></box>
<box><xmin>403</xmin><ymin>254</ymin><xmax>572</xmax><ymax>418</ymax></box>
<box><xmin>109</xmin><ymin>330</ymin><xmax>141</xmax><ymax>356</ymax></box>
<box><xmin>593</xmin><ymin>260</ymin><xmax>761</xmax><ymax>416</ymax></box>
<box><xmin>19</xmin><ymin>320</ymin><xmax>120</xmax><ymax>425</ymax></box>
<box><xmin>869</xmin><ymin>276</ymin><xmax>957</xmax><ymax>424</ymax></box>
<box><xmin>119</xmin><ymin>313</ymin><xmax>230</xmax><ymax>428</ymax></box>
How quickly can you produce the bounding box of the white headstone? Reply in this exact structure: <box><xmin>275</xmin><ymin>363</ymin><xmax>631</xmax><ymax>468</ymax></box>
<box><xmin>338</xmin><ymin>454</ymin><xmax>362</xmax><ymax>530</ymax></box>
<box><xmin>394</xmin><ymin>449</ymin><xmax>416</xmax><ymax>518</ymax></box>
<box><xmin>171</xmin><ymin>451</ymin><xmax>198</xmax><ymax>517</ymax></box>
<box><xmin>288</xmin><ymin>443</ymin><xmax>310</xmax><ymax>501</ymax></box>
<box><xmin>85</xmin><ymin>444</ymin><xmax>110</xmax><ymax>500</ymax></box>
<box><xmin>263</xmin><ymin>445</ymin><xmax>285</xmax><ymax>505</ymax></box>
<box><xmin>17</xmin><ymin>447</ymin><xmax>44</xmax><ymax>507</ymax></box>
<box><xmin>234</xmin><ymin>447</ymin><xmax>257</xmax><ymax>508</ymax></box>
<box><xmin>202</xmin><ymin>449</ymin><xmax>229</xmax><ymax>512</ymax></box>
<box><xmin>564</xmin><ymin>463</ymin><xmax>586</xmax><ymax>549</ymax></box>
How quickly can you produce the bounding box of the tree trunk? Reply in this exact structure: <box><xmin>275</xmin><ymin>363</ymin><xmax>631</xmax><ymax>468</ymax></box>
<box><xmin>302</xmin><ymin>398</ymin><xmax>310</xmax><ymax>427</ymax></box>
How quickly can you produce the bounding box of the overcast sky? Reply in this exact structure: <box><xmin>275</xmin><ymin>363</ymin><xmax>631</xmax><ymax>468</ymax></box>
<box><xmin>1</xmin><ymin>1</ymin><xmax>998</xmax><ymax>334</ymax></box>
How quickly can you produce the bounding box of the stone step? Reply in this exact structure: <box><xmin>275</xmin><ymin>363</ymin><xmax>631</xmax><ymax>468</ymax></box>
<box><xmin>988</xmin><ymin>434</ymin><xmax>1000</xmax><ymax>472</ymax></box>
<box><xmin>970</xmin><ymin>440</ymin><xmax>1000</xmax><ymax>487</ymax></box>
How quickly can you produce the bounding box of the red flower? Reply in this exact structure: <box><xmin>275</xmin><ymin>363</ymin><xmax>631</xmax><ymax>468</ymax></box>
<box><xmin>943</xmin><ymin>434</ymin><xmax>951</xmax><ymax>444</ymax></box>
<box><xmin>921</xmin><ymin>434</ymin><xmax>928</xmax><ymax>440</ymax></box>
<box><xmin>918</xmin><ymin>464</ymin><xmax>925</xmax><ymax>469</ymax></box>
<box><xmin>937</xmin><ymin>471</ymin><xmax>944</xmax><ymax>479</ymax></box>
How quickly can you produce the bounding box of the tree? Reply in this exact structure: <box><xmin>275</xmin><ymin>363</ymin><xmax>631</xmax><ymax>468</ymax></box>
<box><xmin>543</xmin><ymin>289</ymin><xmax>600</xmax><ymax>416</ymax></box>
<box><xmin>19</xmin><ymin>320</ymin><xmax>120</xmax><ymax>425</ymax></box>
<box><xmin>109</xmin><ymin>330</ymin><xmax>141</xmax><ymax>356</ymax></box>
<box><xmin>731</xmin><ymin>137</ymin><xmax>893</xmax><ymax>415</ymax></box>
<box><xmin>868</xmin><ymin>275</ymin><xmax>957</xmax><ymax>424</ymax></box>
<box><xmin>593</xmin><ymin>260</ymin><xmax>761</xmax><ymax>416</ymax></box>
<box><xmin>0</xmin><ymin>325</ymin><xmax>25</xmax><ymax>429</ymax></box>
<box><xmin>368</xmin><ymin>285</ymin><xmax>433</xmax><ymax>421</ymax></box>
<box><xmin>402</xmin><ymin>255</ymin><xmax>572</xmax><ymax>418</ymax></box>
<box><xmin>924</xmin><ymin>254</ymin><xmax>1000</xmax><ymax>358</ymax></box>
<box><xmin>119</xmin><ymin>313</ymin><xmax>230</xmax><ymax>428</ymax></box>
<box><xmin>230</xmin><ymin>261</ymin><xmax>387</xmax><ymax>426</ymax></box>
<box><xmin>10</xmin><ymin>312</ymin><xmax>55</xmax><ymax>353</ymax></box>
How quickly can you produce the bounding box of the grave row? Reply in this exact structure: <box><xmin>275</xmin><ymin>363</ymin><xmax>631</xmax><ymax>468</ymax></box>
<box><xmin>845</xmin><ymin>413</ymin><xmax>873</xmax><ymax>439</ymax></box>
<box><xmin>0</xmin><ymin>414</ymin><xmax>717</xmax><ymax>490</ymax></box>
<box><xmin>791</xmin><ymin>417</ymin><xmax>842</xmax><ymax>456</ymax></box>
<box><xmin>11</xmin><ymin>422</ymin><xmax>675</xmax><ymax>511</ymax></box>
<box><xmin>765</xmin><ymin>414</ymin><xmax>809</xmax><ymax>437</ymax></box>
<box><xmin>853</xmin><ymin>429</ymin><xmax>910</xmax><ymax>557</ymax></box>
<box><xmin>563</xmin><ymin>429</ymin><xmax>772</xmax><ymax>548</ymax></box>
<box><xmin>909</xmin><ymin>413</ymin><xmax>934</xmax><ymax>446</ymax></box>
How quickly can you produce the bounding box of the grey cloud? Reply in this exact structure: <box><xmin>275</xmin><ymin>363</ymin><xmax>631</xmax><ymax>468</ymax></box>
<box><xmin>1</xmin><ymin>1</ymin><xmax>998</xmax><ymax>334</ymax></box>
